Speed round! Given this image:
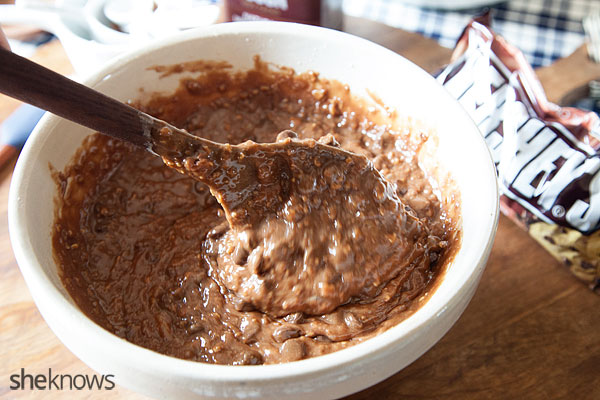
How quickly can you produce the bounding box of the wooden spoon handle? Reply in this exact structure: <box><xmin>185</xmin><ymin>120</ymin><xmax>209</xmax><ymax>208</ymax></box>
<box><xmin>0</xmin><ymin>48</ymin><xmax>152</xmax><ymax>148</ymax></box>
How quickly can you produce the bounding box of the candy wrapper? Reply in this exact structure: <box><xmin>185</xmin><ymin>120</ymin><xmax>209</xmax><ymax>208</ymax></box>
<box><xmin>437</xmin><ymin>14</ymin><xmax>600</xmax><ymax>292</ymax></box>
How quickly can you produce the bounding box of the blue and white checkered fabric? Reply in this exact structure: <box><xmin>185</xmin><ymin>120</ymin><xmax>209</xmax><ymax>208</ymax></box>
<box><xmin>343</xmin><ymin>0</ymin><xmax>600</xmax><ymax>68</ymax></box>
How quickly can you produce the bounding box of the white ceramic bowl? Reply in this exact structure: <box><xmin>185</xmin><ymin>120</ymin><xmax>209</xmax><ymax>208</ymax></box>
<box><xmin>9</xmin><ymin>22</ymin><xmax>499</xmax><ymax>399</ymax></box>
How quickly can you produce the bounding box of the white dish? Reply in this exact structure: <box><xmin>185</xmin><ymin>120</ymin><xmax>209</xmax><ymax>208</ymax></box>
<box><xmin>0</xmin><ymin>2</ymin><xmax>129</xmax><ymax>74</ymax></box>
<box><xmin>0</xmin><ymin>0</ymin><xmax>219</xmax><ymax>75</ymax></box>
<box><xmin>9</xmin><ymin>22</ymin><xmax>499</xmax><ymax>399</ymax></box>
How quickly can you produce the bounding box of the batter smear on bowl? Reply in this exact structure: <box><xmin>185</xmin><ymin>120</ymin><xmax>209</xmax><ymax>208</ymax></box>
<box><xmin>52</xmin><ymin>58</ymin><xmax>461</xmax><ymax>365</ymax></box>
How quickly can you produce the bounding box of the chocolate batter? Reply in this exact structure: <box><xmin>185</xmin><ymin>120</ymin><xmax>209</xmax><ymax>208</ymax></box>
<box><xmin>53</xmin><ymin>59</ymin><xmax>460</xmax><ymax>365</ymax></box>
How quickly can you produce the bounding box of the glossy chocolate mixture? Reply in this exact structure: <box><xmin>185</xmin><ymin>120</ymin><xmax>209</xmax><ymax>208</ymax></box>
<box><xmin>155</xmin><ymin>129</ymin><xmax>431</xmax><ymax>317</ymax></box>
<box><xmin>53</xmin><ymin>59</ymin><xmax>460</xmax><ymax>365</ymax></box>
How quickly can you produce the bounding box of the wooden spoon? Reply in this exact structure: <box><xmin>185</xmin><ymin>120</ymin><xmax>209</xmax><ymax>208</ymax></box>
<box><xmin>0</xmin><ymin>48</ymin><xmax>431</xmax><ymax>316</ymax></box>
<box><xmin>0</xmin><ymin>48</ymin><xmax>383</xmax><ymax>227</ymax></box>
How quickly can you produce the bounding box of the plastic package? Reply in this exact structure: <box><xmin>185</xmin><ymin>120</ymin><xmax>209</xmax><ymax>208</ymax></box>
<box><xmin>437</xmin><ymin>15</ymin><xmax>600</xmax><ymax>292</ymax></box>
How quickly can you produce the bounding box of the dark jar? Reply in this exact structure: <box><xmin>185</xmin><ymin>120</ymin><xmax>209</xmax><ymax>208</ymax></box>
<box><xmin>223</xmin><ymin>0</ymin><xmax>343</xmax><ymax>30</ymax></box>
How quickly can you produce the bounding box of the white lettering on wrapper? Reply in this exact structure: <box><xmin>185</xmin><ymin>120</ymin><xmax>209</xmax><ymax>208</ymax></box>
<box><xmin>538</xmin><ymin>154</ymin><xmax>600</xmax><ymax>210</ymax></box>
<box><xmin>502</xmin><ymin>118</ymin><xmax>551</xmax><ymax>184</ymax></box>
<box><xmin>512</xmin><ymin>137</ymin><xmax>567</xmax><ymax>198</ymax></box>
<box><xmin>566</xmin><ymin>171</ymin><xmax>600</xmax><ymax>232</ymax></box>
<box><xmin>438</xmin><ymin>38</ymin><xmax>600</xmax><ymax>233</ymax></box>
<box><xmin>478</xmin><ymin>83</ymin><xmax>509</xmax><ymax>132</ymax></box>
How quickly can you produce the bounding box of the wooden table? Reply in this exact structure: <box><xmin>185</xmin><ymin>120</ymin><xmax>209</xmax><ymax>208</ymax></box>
<box><xmin>1</xmin><ymin>16</ymin><xmax>599</xmax><ymax>399</ymax></box>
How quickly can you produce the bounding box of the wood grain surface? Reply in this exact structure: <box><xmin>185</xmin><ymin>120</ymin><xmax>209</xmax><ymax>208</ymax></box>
<box><xmin>1</xmin><ymin>16</ymin><xmax>599</xmax><ymax>399</ymax></box>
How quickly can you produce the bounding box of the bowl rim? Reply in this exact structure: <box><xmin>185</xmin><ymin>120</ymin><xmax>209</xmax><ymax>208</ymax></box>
<box><xmin>8</xmin><ymin>21</ymin><xmax>500</xmax><ymax>383</ymax></box>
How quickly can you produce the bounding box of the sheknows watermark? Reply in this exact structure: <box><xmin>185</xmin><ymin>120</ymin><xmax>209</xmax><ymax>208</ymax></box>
<box><xmin>9</xmin><ymin>368</ymin><xmax>115</xmax><ymax>391</ymax></box>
